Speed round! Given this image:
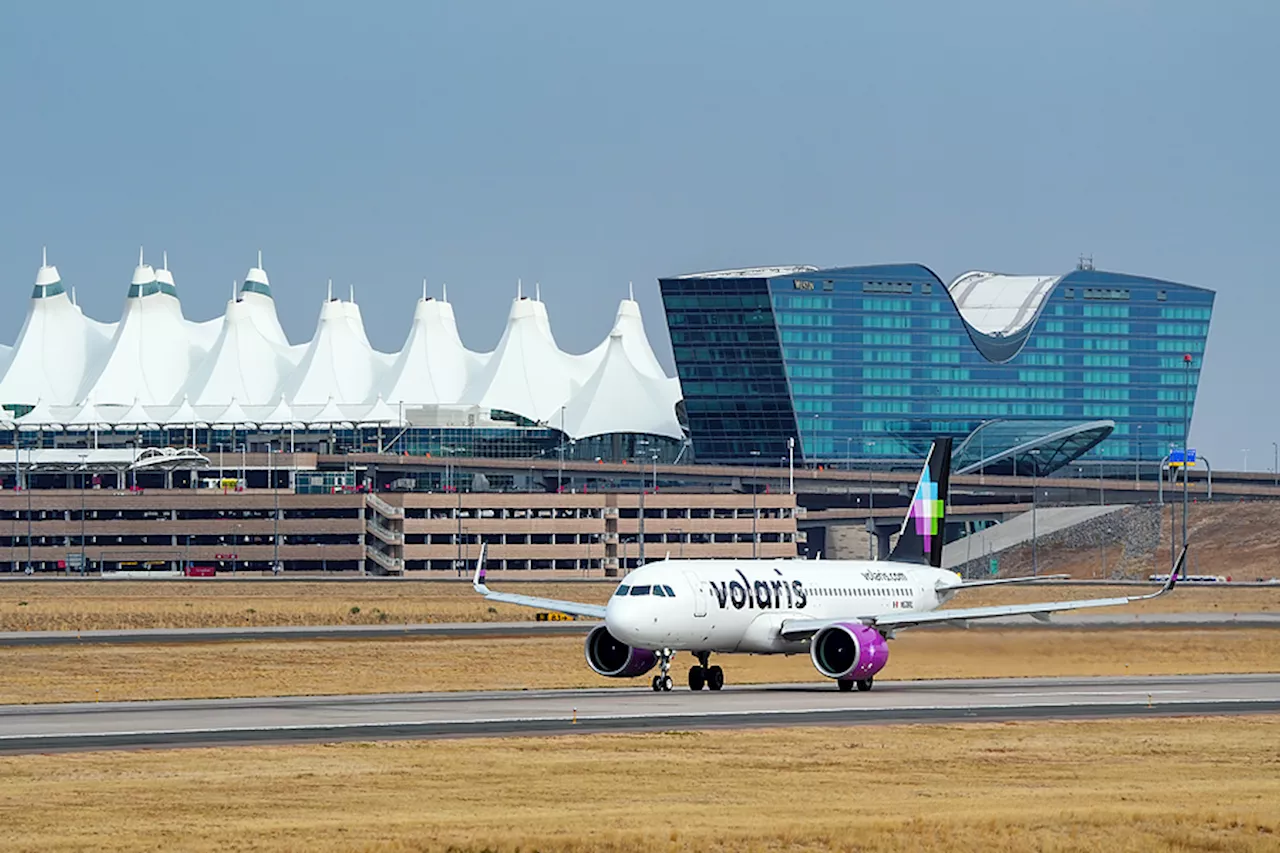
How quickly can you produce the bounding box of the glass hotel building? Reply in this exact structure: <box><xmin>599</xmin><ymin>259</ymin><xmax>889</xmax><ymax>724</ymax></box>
<box><xmin>659</xmin><ymin>263</ymin><xmax>1214</xmax><ymax>475</ymax></box>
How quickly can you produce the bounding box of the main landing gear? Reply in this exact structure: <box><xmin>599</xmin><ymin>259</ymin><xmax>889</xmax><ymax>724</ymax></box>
<box><xmin>687</xmin><ymin>651</ymin><xmax>724</xmax><ymax>691</ymax></box>
<box><xmin>837</xmin><ymin>677</ymin><xmax>874</xmax><ymax>693</ymax></box>
<box><xmin>651</xmin><ymin>649</ymin><xmax>675</xmax><ymax>692</ymax></box>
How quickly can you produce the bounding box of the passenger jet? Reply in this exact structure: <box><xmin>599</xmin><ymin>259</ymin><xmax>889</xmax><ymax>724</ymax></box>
<box><xmin>475</xmin><ymin>438</ymin><xmax>1183</xmax><ymax>692</ymax></box>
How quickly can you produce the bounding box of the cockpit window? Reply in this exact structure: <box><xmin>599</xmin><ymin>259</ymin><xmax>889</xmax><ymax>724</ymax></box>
<box><xmin>614</xmin><ymin>584</ymin><xmax>630</xmax><ymax>596</ymax></box>
<box><xmin>662</xmin><ymin>585</ymin><xmax>676</xmax><ymax>597</ymax></box>
<box><xmin>629</xmin><ymin>585</ymin><xmax>652</xmax><ymax>596</ymax></box>
<box><xmin>653</xmin><ymin>586</ymin><xmax>666</xmax><ymax>597</ymax></box>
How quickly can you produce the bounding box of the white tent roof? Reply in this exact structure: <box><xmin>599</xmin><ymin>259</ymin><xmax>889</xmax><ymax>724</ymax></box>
<box><xmin>462</xmin><ymin>297</ymin><xmax>578</xmax><ymax>424</ymax></box>
<box><xmin>259</xmin><ymin>396</ymin><xmax>302</xmax><ymax>427</ymax></box>
<box><xmin>0</xmin><ymin>255</ymin><xmax>116</xmax><ymax>406</ymax></box>
<box><xmin>284</xmin><ymin>297</ymin><xmax>387</xmax><ymax>405</ymax></box>
<box><xmin>383</xmin><ymin>296</ymin><xmax>479</xmax><ymax>406</ymax></box>
<box><xmin>212</xmin><ymin>398</ymin><xmax>254</xmax><ymax>428</ymax></box>
<box><xmin>187</xmin><ymin>297</ymin><xmax>295</xmax><ymax>406</ymax></box>
<box><xmin>82</xmin><ymin>252</ymin><xmax>216</xmax><ymax>405</ymax></box>
<box><xmin>561</xmin><ymin>333</ymin><xmax>684</xmax><ymax>440</ymax></box>
<box><xmin>64</xmin><ymin>399</ymin><xmax>113</xmax><ymax>431</ymax></box>
<box><xmin>0</xmin><ymin>253</ymin><xmax>685</xmax><ymax>442</ymax></box>
<box><xmin>109</xmin><ymin>398</ymin><xmax>159</xmax><ymax>428</ymax></box>
<box><xmin>358</xmin><ymin>395</ymin><xmax>400</xmax><ymax>426</ymax></box>
<box><xmin>17</xmin><ymin>398</ymin><xmax>64</xmax><ymax>430</ymax></box>
<box><xmin>163</xmin><ymin>396</ymin><xmax>205</xmax><ymax>427</ymax></box>
<box><xmin>303</xmin><ymin>396</ymin><xmax>352</xmax><ymax>427</ymax></box>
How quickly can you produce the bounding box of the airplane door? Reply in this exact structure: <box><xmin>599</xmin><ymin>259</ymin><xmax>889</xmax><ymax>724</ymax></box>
<box><xmin>685</xmin><ymin>571</ymin><xmax>707</xmax><ymax>617</ymax></box>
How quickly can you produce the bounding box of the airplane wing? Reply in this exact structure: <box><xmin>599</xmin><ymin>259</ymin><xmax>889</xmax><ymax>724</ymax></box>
<box><xmin>936</xmin><ymin>574</ymin><xmax>1069</xmax><ymax>591</ymax></box>
<box><xmin>781</xmin><ymin>548</ymin><xmax>1184</xmax><ymax>639</ymax></box>
<box><xmin>471</xmin><ymin>544</ymin><xmax>607</xmax><ymax>620</ymax></box>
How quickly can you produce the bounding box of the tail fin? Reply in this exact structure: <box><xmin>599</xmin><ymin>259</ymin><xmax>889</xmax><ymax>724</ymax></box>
<box><xmin>889</xmin><ymin>438</ymin><xmax>952</xmax><ymax>568</ymax></box>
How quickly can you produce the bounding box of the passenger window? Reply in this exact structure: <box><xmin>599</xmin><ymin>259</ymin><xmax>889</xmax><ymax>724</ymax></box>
<box><xmin>630</xmin><ymin>585</ymin><xmax>651</xmax><ymax>596</ymax></box>
<box><xmin>615</xmin><ymin>585</ymin><xmax>630</xmax><ymax>596</ymax></box>
<box><xmin>663</xmin><ymin>585</ymin><xmax>676</xmax><ymax>597</ymax></box>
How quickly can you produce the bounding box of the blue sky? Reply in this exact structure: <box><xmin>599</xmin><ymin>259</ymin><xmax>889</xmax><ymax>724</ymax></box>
<box><xmin>1</xmin><ymin>2</ymin><xmax>1276</xmax><ymax>467</ymax></box>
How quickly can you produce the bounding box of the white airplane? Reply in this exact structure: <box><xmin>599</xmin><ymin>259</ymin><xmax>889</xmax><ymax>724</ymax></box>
<box><xmin>475</xmin><ymin>438</ymin><xmax>1184</xmax><ymax>692</ymax></box>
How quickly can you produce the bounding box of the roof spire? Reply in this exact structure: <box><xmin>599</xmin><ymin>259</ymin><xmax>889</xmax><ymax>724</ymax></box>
<box><xmin>349</xmin><ymin>283</ymin><xmax>355</xmax><ymax>302</ymax></box>
<box><xmin>232</xmin><ymin>279</ymin><xmax>237</xmax><ymax>300</ymax></box>
<box><xmin>162</xmin><ymin>250</ymin><xmax>169</xmax><ymax>271</ymax></box>
<box><xmin>327</xmin><ymin>278</ymin><xmax>333</xmax><ymax>300</ymax></box>
<box><xmin>139</xmin><ymin>246</ymin><xmax>144</xmax><ymax>266</ymax></box>
<box><xmin>629</xmin><ymin>280</ymin><xmax>634</xmax><ymax>300</ymax></box>
<box><xmin>442</xmin><ymin>282</ymin><xmax>448</xmax><ymax>303</ymax></box>
<box><xmin>422</xmin><ymin>278</ymin><xmax>427</xmax><ymax>300</ymax></box>
<box><xmin>42</xmin><ymin>246</ymin><xmax>47</xmax><ymax>267</ymax></box>
<box><xmin>71</xmin><ymin>286</ymin><xmax>77</xmax><ymax>306</ymax></box>
<box><xmin>257</xmin><ymin>249</ymin><xmax>263</xmax><ymax>270</ymax></box>
<box><xmin>535</xmin><ymin>281</ymin><xmax>541</xmax><ymax>302</ymax></box>
<box><xmin>517</xmin><ymin>278</ymin><xmax>523</xmax><ymax>299</ymax></box>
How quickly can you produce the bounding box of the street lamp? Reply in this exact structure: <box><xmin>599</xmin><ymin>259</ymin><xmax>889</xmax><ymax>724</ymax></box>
<box><xmin>787</xmin><ymin>437</ymin><xmax>795</xmax><ymax>495</ymax></box>
<box><xmin>1273</xmin><ymin>441</ymin><xmax>1277</xmax><ymax>488</ymax></box>
<box><xmin>1135</xmin><ymin>424</ymin><xmax>1143</xmax><ymax>485</ymax></box>
<box><xmin>78</xmin><ymin>452</ymin><xmax>88</xmax><ymax>575</ymax></box>
<box><xmin>749</xmin><ymin>450</ymin><xmax>760</xmax><ymax>559</ymax></box>
<box><xmin>269</xmin><ymin>442</ymin><xmax>280</xmax><ymax>575</ymax></box>
<box><xmin>1029</xmin><ymin>448</ymin><xmax>1041</xmax><ymax>577</ymax></box>
<box><xmin>1242</xmin><ymin>448</ymin><xmax>1250</xmax><ymax>473</ymax></box>
<box><xmin>865</xmin><ymin>440</ymin><xmax>876</xmax><ymax>559</ymax></box>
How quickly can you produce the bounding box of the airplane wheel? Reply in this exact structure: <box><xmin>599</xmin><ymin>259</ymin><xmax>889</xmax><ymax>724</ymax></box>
<box><xmin>707</xmin><ymin>665</ymin><xmax>725</xmax><ymax>691</ymax></box>
<box><xmin>651</xmin><ymin>675</ymin><xmax>662</xmax><ymax>692</ymax></box>
<box><xmin>661</xmin><ymin>675</ymin><xmax>674</xmax><ymax>692</ymax></box>
<box><xmin>688</xmin><ymin>666</ymin><xmax>706</xmax><ymax>691</ymax></box>
<box><xmin>856</xmin><ymin>678</ymin><xmax>873</xmax><ymax>692</ymax></box>
<box><xmin>837</xmin><ymin>678</ymin><xmax>854</xmax><ymax>692</ymax></box>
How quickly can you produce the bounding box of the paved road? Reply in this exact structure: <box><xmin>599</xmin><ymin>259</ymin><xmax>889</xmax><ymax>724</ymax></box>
<box><xmin>2</xmin><ymin>612</ymin><xmax>1278</xmax><ymax>647</ymax></box>
<box><xmin>2</xmin><ymin>674</ymin><xmax>1277</xmax><ymax>753</ymax></box>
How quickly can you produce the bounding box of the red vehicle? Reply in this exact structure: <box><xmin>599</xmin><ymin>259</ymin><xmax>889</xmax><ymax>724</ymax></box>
<box><xmin>183</xmin><ymin>565</ymin><xmax>216</xmax><ymax>578</ymax></box>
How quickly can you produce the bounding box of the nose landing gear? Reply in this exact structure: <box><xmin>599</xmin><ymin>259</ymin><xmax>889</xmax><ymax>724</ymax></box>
<box><xmin>687</xmin><ymin>652</ymin><xmax>724</xmax><ymax>691</ymax></box>
<box><xmin>651</xmin><ymin>649</ymin><xmax>675</xmax><ymax>692</ymax></box>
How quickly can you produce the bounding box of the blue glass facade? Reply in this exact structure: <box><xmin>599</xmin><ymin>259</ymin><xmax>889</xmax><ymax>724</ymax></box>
<box><xmin>660</xmin><ymin>264</ymin><xmax>1214</xmax><ymax>468</ymax></box>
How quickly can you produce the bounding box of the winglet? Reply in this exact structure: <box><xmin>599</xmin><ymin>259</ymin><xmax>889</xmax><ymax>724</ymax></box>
<box><xmin>471</xmin><ymin>543</ymin><xmax>489</xmax><ymax>593</ymax></box>
<box><xmin>1164</xmin><ymin>546</ymin><xmax>1186</xmax><ymax>594</ymax></box>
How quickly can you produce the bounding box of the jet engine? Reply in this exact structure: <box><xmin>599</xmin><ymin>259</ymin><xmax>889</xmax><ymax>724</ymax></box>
<box><xmin>584</xmin><ymin>625</ymin><xmax>658</xmax><ymax>678</ymax></box>
<box><xmin>809</xmin><ymin>623</ymin><xmax>889</xmax><ymax>681</ymax></box>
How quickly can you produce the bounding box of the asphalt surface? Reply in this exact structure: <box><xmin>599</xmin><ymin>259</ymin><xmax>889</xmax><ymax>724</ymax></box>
<box><xmin>2</xmin><ymin>612</ymin><xmax>1278</xmax><ymax>647</ymax></box>
<box><xmin>2</xmin><ymin>673</ymin><xmax>1277</xmax><ymax>754</ymax></box>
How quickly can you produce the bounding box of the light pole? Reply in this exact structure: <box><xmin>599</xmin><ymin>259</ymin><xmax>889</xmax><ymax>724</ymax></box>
<box><xmin>787</xmin><ymin>437</ymin><xmax>795</xmax><ymax>495</ymax></box>
<box><xmin>749</xmin><ymin>450</ymin><xmax>760</xmax><ymax>559</ymax></box>
<box><xmin>1273</xmin><ymin>441</ymin><xmax>1278</xmax><ymax>488</ymax></box>
<box><xmin>844</xmin><ymin>437</ymin><xmax>852</xmax><ymax>469</ymax></box>
<box><xmin>269</xmin><ymin>443</ymin><xmax>280</xmax><ymax>574</ymax></box>
<box><xmin>865</xmin><ymin>439</ymin><xmax>876</xmax><ymax>559</ymax></box>
<box><xmin>1182</xmin><ymin>353</ymin><xmax>1192</xmax><ymax>562</ymax></box>
<box><xmin>1135</xmin><ymin>424</ymin><xmax>1142</xmax><ymax>485</ymax></box>
<box><xmin>651</xmin><ymin>451</ymin><xmax>658</xmax><ymax>492</ymax></box>
<box><xmin>78</xmin><ymin>452</ymin><xmax>87</xmax><ymax>574</ymax></box>
<box><xmin>557</xmin><ymin>405</ymin><xmax>565</xmax><ymax>491</ymax></box>
<box><xmin>1029</xmin><ymin>449</ymin><xmax>1041</xmax><ymax>576</ymax></box>
<box><xmin>1242</xmin><ymin>449</ymin><xmax>1250</xmax><ymax>473</ymax></box>
<box><xmin>25</xmin><ymin>446</ymin><xmax>32</xmax><ymax>573</ymax></box>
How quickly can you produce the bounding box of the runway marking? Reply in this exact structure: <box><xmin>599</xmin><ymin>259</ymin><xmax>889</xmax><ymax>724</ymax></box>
<box><xmin>1003</xmin><ymin>690</ymin><xmax>1191</xmax><ymax>697</ymax></box>
<box><xmin>2</xmin><ymin>698</ymin><xmax>1273</xmax><ymax>744</ymax></box>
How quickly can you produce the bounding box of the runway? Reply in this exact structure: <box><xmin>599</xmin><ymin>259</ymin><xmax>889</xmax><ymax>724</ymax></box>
<box><xmin>2</xmin><ymin>612</ymin><xmax>1278</xmax><ymax>647</ymax></box>
<box><xmin>2</xmin><ymin>673</ymin><xmax>1277</xmax><ymax>754</ymax></box>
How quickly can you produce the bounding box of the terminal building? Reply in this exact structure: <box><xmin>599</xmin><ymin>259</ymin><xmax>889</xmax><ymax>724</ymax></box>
<box><xmin>0</xmin><ymin>250</ymin><xmax>686</xmax><ymax>464</ymax></box>
<box><xmin>660</xmin><ymin>262</ymin><xmax>1214</xmax><ymax>476</ymax></box>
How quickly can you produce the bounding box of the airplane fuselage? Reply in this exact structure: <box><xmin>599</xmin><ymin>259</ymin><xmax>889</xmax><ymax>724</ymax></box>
<box><xmin>606</xmin><ymin>559</ymin><xmax>960</xmax><ymax>654</ymax></box>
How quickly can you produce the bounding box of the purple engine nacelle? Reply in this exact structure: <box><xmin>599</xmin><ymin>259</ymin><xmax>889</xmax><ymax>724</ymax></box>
<box><xmin>584</xmin><ymin>625</ymin><xmax>659</xmax><ymax>678</ymax></box>
<box><xmin>809</xmin><ymin>622</ymin><xmax>890</xmax><ymax>681</ymax></box>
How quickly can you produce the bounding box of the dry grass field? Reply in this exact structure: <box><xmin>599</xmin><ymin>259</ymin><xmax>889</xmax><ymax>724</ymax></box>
<box><xmin>2</xmin><ymin>717</ymin><xmax>1278</xmax><ymax>852</ymax></box>
<box><xmin>4</xmin><ymin>628</ymin><xmax>1278</xmax><ymax>705</ymax></box>
<box><xmin>1</xmin><ymin>578</ymin><xmax>1277</xmax><ymax>633</ymax></box>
